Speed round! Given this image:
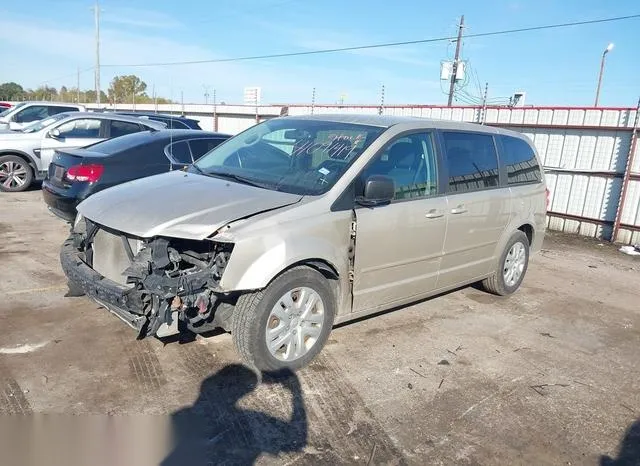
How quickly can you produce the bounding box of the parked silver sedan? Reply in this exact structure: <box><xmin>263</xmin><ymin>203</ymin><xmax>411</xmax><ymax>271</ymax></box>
<box><xmin>0</xmin><ymin>112</ymin><xmax>165</xmax><ymax>192</ymax></box>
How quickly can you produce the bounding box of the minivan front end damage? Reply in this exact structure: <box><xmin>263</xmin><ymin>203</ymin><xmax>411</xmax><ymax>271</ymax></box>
<box><xmin>60</xmin><ymin>216</ymin><xmax>236</xmax><ymax>339</ymax></box>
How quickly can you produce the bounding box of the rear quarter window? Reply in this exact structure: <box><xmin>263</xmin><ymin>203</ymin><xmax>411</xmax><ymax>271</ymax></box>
<box><xmin>441</xmin><ymin>131</ymin><xmax>499</xmax><ymax>193</ymax></box>
<box><xmin>499</xmin><ymin>135</ymin><xmax>543</xmax><ymax>185</ymax></box>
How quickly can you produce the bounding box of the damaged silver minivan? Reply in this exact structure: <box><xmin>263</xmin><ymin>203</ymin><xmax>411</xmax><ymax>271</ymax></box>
<box><xmin>61</xmin><ymin>115</ymin><xmax>547</xmax><ymax>370</ymax></box>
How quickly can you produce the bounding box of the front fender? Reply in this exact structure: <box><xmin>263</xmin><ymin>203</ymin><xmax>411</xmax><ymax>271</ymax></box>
<box><xmin>219</xmin><ymin>234</ymin><xmax>347</xmax><ymax>291</ymax></box>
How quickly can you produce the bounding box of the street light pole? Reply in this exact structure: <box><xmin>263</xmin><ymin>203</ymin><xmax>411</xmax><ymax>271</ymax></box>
<box><xmin>594</xmin><ymin>42</ymin><xmax>614</xmax><ymax>107</ymax></box>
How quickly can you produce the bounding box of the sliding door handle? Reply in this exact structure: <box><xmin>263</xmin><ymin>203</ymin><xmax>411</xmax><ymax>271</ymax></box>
<box><xmin>425</xmin><ymin>209</ymin><xmax>444</xmax><ymax>219</ymax></box>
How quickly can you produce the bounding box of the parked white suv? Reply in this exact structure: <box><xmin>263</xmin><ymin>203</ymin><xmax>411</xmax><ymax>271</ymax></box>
<box><xmin>0</xmin><ymin>102</ymin><xmax>85</xmax><ymax>131</ymax></box>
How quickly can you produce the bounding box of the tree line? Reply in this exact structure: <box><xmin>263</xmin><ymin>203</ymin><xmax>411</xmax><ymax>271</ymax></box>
<box><xmin>0</xmin><ymin>75</ymin><xmax>173</xmax><ymax>105</ymax></box>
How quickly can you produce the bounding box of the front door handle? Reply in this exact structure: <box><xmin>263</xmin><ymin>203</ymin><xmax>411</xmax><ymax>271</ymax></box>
<box><xmin>450</xmin><ymin>205</ymin><xmax>468</xmax><ymax>214</ymax></box>
<box><xmin>425</xmin><ymin>209</ymin><xmax>444</xmax><ymax>219</ymax></box>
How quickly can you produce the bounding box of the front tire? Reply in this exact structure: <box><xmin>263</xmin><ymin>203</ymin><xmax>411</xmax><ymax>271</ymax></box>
<box><xmin>482</xmin><ymin>230</ymin><xmax>530</xmax><ymax>296</ymax></box>
<box><xmin>0</xmin><ymin>155</ymin><xmax>33</xmax><ymax>192</ymax></box>
<box><xmin>232</xmin><ymin>266</ymin><xmax>336</xmax><ymax>371</ymax></box>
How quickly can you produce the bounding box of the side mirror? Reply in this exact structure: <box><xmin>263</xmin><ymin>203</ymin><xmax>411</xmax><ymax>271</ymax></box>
<box><xmin>49</xmin><ymin>128</ymin><xmax>61</xmax><ymax>139</ymax></box>
<box><xmin>357</xmin><ymin>175</ymin><xmax>395</xmax><ymax>206</ymax></box>
<box><xmin>8</xmin><ymin>121</ymin><xmax>20</xmax><ymax>130</ymax></box>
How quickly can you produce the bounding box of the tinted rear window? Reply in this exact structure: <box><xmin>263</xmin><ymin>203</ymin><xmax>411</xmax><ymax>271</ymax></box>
<box><xmin>168</xmin><ymin>141</ymin><xmax>192</xmax><ymax>163</ymax></box>
<box><xmin>111</xmin><ymin>120</ymin><xmax>142</xmax><ymax>137</ymax></box>
<box><xmin>500</xmin><ymin>135</ymin><xmax>543</xmax><ymax>185</ymax></box>
<box><xmin>189</xmin><ymin>138</ymin><xmax>225</xmax><ymax>159</ymax></box>
<box><xmin>442</xmin><ymin>131</ymin><xmax>499</xmax><ymax>193</ymax></box>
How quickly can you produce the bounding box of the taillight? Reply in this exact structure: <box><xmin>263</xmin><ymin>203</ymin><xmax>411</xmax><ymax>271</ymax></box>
<box><xmin>66</xmin><ymin>164</ymin><xmax>104</xmax><ymax>183</ymax></box>
<box><xmin>545</xmin><ymin>187</ymin><xmax>551</xmax><ymax>210</ymax></box>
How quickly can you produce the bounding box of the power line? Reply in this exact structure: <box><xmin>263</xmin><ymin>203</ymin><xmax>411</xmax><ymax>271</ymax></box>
<box><xmin>39</xmin><ymin>67</ymin><xmax>94</xmax><ymax>86</ymax></box>
<box><xmin>102</xmin><ymin>14</ymin><xmax>640</xmax><ymax>68</ymax></box>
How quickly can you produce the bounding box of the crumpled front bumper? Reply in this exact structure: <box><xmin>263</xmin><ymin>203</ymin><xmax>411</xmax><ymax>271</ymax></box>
<box><xmin>60</xmin><ymin>237</ymin><xmax>148</xmax><ymax>333</ymax></box>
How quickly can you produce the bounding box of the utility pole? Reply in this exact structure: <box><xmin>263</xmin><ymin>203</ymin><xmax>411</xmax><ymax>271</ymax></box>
<box><xmin>213</xmin><ymin>89</ymin><xmax>218</xmax><ymax>131</ymax></box>
<box><xmin>311</xmin><ymin>87</ymin><xmax>316</xmax><ymax>114</ymax></box>
<box><xmin>480</xmin><ymin>82</ymin><xmax>489</xmax><ymax>124</ymax></box>
<box><xmin>153</xmin><ymin>84</ymin><xmax>157</xmax><ymax>112</ymax></box>
<box><xmin>181</xmin><ymin>91</ymin><xmax>184</xmax><ymax>115</ymax></box>
<box><xmin>93</xmin><ymin>0</ymin><xmax>101</xmax><ymax>105</ymax></box>
<box><xmin>76</xmin><ymin>67</ymin><xmax>81</xmax><ymax>103</ymax></box>
<box><xmin>447</xmin><ymin>15</ymin><xmax>464</xmax><ymax>107</ymax></box>
<box><xmin>378</xmin><ymin>84</ymin><xmax>385</xmax><ymax>115</ymax></box>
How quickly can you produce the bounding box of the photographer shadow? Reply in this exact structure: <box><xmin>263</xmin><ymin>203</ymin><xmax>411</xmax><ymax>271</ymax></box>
<box><xmin>162</xmin><ymin>364</ymin><xmax>307</xmax><ymax>465</ymax></box>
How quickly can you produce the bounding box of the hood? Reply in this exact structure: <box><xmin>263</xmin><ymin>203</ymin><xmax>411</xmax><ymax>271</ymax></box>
<box><xmin>77</xmin><ymin>171</ymin><xmax>303</xmax><ymax>240</ymax></box>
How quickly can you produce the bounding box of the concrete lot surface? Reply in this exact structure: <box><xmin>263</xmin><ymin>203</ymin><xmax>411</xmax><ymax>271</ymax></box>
<box><xmin>0</xmin><ymin>189</ymin><xmax>639</xmax><ymax>465</ymax></box>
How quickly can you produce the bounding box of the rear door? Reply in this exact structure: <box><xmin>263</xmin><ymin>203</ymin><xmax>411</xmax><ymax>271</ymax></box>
<box><xmin>40</xmin><ymin>118</ymin><xmax>105</xmax><ymax>171</ymax></box>
<box><xmin>436</xmin><ymin>131</ymin><xmax>510</xmax><ymax>289</ymax></box>
<box><xmin>351</xmin><ymin>131</ymin><xmax>447</xmax><ymax>313</ymax></box>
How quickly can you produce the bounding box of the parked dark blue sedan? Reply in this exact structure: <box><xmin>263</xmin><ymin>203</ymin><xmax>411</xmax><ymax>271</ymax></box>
<box><xmin>42</xmin><ymin>129</ymin><xmax>231</xmax><ymax>221</ymax></box>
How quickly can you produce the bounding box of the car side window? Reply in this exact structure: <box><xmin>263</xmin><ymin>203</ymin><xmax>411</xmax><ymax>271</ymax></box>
<box><xmin>362</xmin><ymin>133</ymin><xmax>438</xmax><ymax>200</ymax></box>
<box><xmin>14</xmin><ymin>106</ymin><xmax>48</xmax><ymax>123</ymax></box>
<box><xmin>48</xmin><ymin>106</ymin><xmax>78</xmax><ymax>116</ymax></box>
<box><xmin>167</xmin><ymin>120</ymin><xmax>189</xmax><ymax>129</ymax></box>
<box><xmin>189</xmin><ymin>138</ymin><xmax>225</xmax><ymax>160</ymax></box>
<box><xmin>55</xmin><ymin>119</ymin><xmax>101</xmax><ymax>138</ymax></box>
<box><xmin>110</xmin><ymin>121</ymin><xmax>142</xmax><ymax>138</ymax></box>
<box><xmin>168</xmin><ymin>141</ymin><xmax>193</xmax><ymax>164</ymax></box>
<box><xmin>499</xmin><ymin>135</ymin><xmax>543</xmax><ymax>185</ymax></box>
<box><xmin>441</xmin><ymin>131</ymin><xmax>499</xmax><ymax>193</ymax></box>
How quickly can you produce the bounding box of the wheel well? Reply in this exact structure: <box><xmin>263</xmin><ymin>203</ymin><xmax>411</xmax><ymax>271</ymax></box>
<box><xmin>518</xmin><ymin>224</ymin><xmax>534</xmax><ymax>246</ymax></box>
<box><xmin>0</xmin><ymin>152</ymin><xmax>36</xmax><ymax>171</ymax></box>
<box><xmin>296</xmin><ymin>259</ymin><xmax>339</xmax><ymax>281</ymax></box>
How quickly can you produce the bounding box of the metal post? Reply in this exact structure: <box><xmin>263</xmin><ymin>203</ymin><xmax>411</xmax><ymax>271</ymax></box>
<box><xmin>447</xmin><ymin>15</ymin><xmax>464</xmax><ymax>106</ymax></box>
<box><xmin>153</xmin><ymin>84</ymin><xmax>157</xmax><ymax>112</ymax></box>
<box><xmin>94</xmin><ymin>0</ymin><xmax>101</xmax><ymax>105</ymax></box>
<box><xmin>76</xmin><ymin>67</ymin><xmax>81</xmax><ymax>103</ymax></box>
<box><xmin>378</xmin><ymin>84</ymin><xmax>385</xmax><ymax>115</ymax></box>
<box><xmin>612</xmin><ymin>98</ymin><xmax>640</xmax><ymax>242</ymax></box>
<box><xmin>213</xmin><ymin>89</ymin><xmax>218</xmax><ymax>132</ymax></box>
<box><xmin>480</xmin><ymin>82</ymin><xmax>489</xmax><ymax>124</ymax></box>
<box><xmin>181</xmin><ymin>91</ymin><xmax>184</xmax><ymax>115</ymax></box>
<box><xmin>595</xmin><ymin>44</ymin><xmax>613</xmax><ymax>107</ymax></box>
<box><xmin>311</xmin><ymin>87</ymin><xmax>316</xmax><ymax>115</ymax></box>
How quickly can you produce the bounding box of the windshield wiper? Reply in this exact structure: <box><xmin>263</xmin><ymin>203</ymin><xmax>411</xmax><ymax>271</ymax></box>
<box><xmin>205</xmin><ymin>171</ymin><xmax>275</xmax><ymax>190</ymax></box>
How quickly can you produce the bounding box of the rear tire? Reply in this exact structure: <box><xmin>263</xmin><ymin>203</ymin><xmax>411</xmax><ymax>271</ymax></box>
<box><xmin>232</xmin><ymin>266</ymin><xmax>335</xmax><ymax>371</ymax></box>
<box><xmin>482</xmin><ymin>230</ymin><xmax>530</xmax><ymax>296</ymax></box>
<box><xmin>0</xmin><ymin>155</ymin><xmax>33</xmax><ymax>192</ymax></box>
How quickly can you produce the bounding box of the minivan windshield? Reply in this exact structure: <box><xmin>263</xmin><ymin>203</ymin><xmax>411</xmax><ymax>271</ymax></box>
<box><xmin>194</xmin><ymin>118</ymin><xmax>384</xmax><ymax>195</ymax></box>
<box><xmin>21</xmin><ymin>113</ymin><xmax>68</xmax><ymax>133</ymax></box>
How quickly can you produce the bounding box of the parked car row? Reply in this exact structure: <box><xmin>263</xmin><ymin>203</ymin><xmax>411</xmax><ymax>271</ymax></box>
<box><xmin>0</xmin><ymin>112</ymin><xmax>166</xmax><ymax>191</ymax></box>
<box><xmin>0</xmin><ymin>102</ymin><xmax>209</xmax><ymax>192</ymax></box>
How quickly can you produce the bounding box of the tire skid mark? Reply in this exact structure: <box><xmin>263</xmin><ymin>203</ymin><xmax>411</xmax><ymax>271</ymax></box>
<box><xmin>298</xmin><ymin>353</ymin><xmax>406</xmax><ymax>465</ymax></box>
<box><xmin>177</xmin><ymin>341</ymin><xmax>222</xmax><ymax>380</ymax></box>
<box><xmin>124</xmin><ymin>339</ymin><xmax>167</xmax><ymax>391</ymax></box>
<box><xmin>0</xmin><ymin>361</ymin><xmax>32</xmax><ymax>414</ymax></box>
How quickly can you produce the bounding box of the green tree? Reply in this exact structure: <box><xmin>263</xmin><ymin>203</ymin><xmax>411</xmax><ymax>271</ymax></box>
<box><xmin>84</xmin><ymin>89</ymin><xmax>108</xmax><ymax>104</ymax></box>
<box><xmin>26</xmin><ymin>86</ymin><xmax>58</xmax><ymax>101</ymax></box>
<box><xmin>108</xmin><ymin>75</ymin><xmax>147</xmax><ymax>104</ymax></box>
<box><xmin>0</xmin><ymin>82</ymin><xmax>25</xmax><ymax>100</ymax></box>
